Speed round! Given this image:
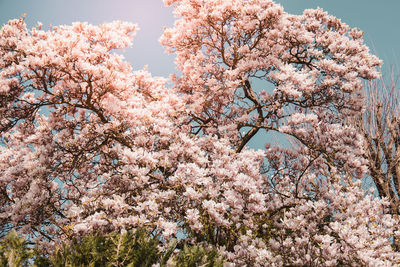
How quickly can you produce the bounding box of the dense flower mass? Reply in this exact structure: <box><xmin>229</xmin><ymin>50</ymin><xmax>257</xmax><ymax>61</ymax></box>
<box><xmin>0</xmin><ymin>0</ymin><xmax>399</xmax><ymax>265</ymax></box>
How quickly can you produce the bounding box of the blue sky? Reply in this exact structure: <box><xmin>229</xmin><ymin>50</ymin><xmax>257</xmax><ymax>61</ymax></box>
<box><xmin>1</xmin><ymin>0</ymin><xmax>398</xmax><ymax>77</ymax></box>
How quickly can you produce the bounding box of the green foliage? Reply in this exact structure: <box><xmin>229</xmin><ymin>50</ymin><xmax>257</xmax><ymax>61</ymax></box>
<box><xmin>0</xmin><ymin>229</ymin><xmax>225</xmax><ymax>266</ymax></box>
<box><xmin>0</xmin><ymin>231</ymin><xmax>32</xmax><ymax>267</ymax></box>
<box><xmin>174</xmin><ymin>244</ymin><xmax>224</xmax><ymax>267</ymax></box>
<box><xmin>35</xmin><ymin>228</ymin><xmax>162</xmax><ymax>267</ymax></box>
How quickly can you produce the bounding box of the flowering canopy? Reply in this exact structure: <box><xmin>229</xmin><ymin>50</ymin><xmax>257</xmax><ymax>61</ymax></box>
<box><xmin>0</xmin><ymin>0</ymin><xmax>399</xmax><ymax>265</ymax></box>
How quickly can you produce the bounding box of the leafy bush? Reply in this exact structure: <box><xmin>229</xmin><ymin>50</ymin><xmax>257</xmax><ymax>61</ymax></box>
<box><xmin>0</xmin><ymin>229</ymin><xmax>224</xmax><ymax>267</ymax></box>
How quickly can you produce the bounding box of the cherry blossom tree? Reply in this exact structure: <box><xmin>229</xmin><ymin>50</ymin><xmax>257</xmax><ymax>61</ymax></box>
<box><xmin>0</xmin><ymin>0</ymin><xmax>399</xmax><ymax>265</ymax></box>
